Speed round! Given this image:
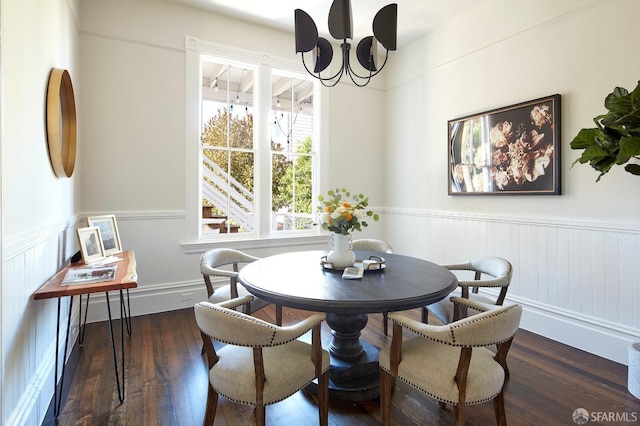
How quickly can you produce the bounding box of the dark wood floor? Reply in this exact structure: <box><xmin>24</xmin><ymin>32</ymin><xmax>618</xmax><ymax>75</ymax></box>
<box><xmin>44</xmin><ymin>304</ymin><xmax>638</xmax><ymax>425</ymax></box>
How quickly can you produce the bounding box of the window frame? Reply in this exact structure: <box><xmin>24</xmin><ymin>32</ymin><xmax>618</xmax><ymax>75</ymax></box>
<box><xmin>184</xmin><ymin>36</ymin><xmax>329</xmax><ymax>248</ymax></box>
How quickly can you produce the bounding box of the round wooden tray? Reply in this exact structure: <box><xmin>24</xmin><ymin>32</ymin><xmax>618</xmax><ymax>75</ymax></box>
<box><xmin>320</xmin><ymin>255</ymin><xmax>386</xmax><ymax>271</ymax></box>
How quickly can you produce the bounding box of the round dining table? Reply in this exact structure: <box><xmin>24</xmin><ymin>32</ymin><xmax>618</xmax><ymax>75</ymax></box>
<box><xmin>238</xmin><ymin>249</ymin><xmax>458</xmax><ymax>401</ymax></box>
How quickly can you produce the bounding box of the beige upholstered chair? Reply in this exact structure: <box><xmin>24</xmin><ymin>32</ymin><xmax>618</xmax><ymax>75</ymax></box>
<box><xmin>380</xmin><ymin>298</ymin><xmax>523</xmax><ymax>426</ymax></box>
<box><xmin>351</xmin><ymin>238</ymin><xmax>393</xmax><ymax>254</ymax></box>
<box><xmin>200</xmin><ymin>248</ymin><xmax>282</xmax><ymax>324</ymax></box>
<box><xmin>351</xmin><ymin>239</ymin><xmax>394</xmax><ymax>336</ymax></box>
<box><xmin>423</xmin><ymin>257</ymin><xmax>512</xmax><ymax>325</ymax></box>
<box><xmin>195</xmin><ymin>296</ymin><xmax>330</xmax><ymax>426</ymax></box>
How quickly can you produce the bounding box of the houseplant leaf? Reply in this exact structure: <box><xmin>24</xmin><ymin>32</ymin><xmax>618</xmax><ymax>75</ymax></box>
<box><xmin>616</xmin><ymin>137</ymin><xmax>640</xmax><ymax>164</ymax></box>
<box><xmin>625</xmin><ymin>163</ymin><xmax>640</xmax><ymax>175</ymax></box>
<box><xmin>571</xmin><ymin>80</ymin><xmax>640</xmax><ymax>180</ymax></box>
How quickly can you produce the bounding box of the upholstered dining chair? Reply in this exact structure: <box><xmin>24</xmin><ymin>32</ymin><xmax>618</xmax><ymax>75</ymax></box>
<box><xmin>194</xmin><ymin>296</ymin><xmax>330</xmax><ymax>426</ymax></box>
<box><xmin>351</xmin><ymin>238</ymin><xmax>394</xmax><ymax>254</ymax></box>
<box><xmin>379</xmin><ymin>298</ymin><xmax>523</xmax><ymax>426</ymax></box>
<box><xmin>423</xmin><ymin>257</ymin><xmax>513</xmax><ymax>325</ymax></box>
<box><xmin>200</xmin><ymin>248</ymin><xmax>282</xmax><ymax>324</ymax></box>
<box><xmin>351</xmin><ymin>239</ymin><xmax>394</xmax><ymax>336</ymax></box>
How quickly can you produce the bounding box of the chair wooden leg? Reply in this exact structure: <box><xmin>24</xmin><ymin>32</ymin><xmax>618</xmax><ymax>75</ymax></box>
<box><xmin>453</xmin><ymin>404</ymin><xmax>465</xmax><ymax>426</ymax></box>
<box><xmin>494</xmin><ymin>391</ymin><xmax>507</xmax><ymax>426</ymax></box>
<box><xmin>380</xmin><ymin>368</ymin><xmax>393</xmax><ymax>426</ymax></box>
<box><xmin>495</xmin><ymin>339</ymin><xmax>513</xmax><ymax>380</ymax></box>
<box><xmin>421</xmin><ymin>307</ymin><xmax>429</xmax><ymax>323</ymax></box>
<box><xmin>275</xmin><ymin>304</ymin><xmax>283</xmax><ymax>326</ymax></box>
<box><xmin>255</xmin><ymin>404</ymin><xmax>266</xmax><ymax>426</ymax></box>
<box><xmin>203</xmin><ymin>384</ymin><xmax>218</xmax><ymax>426</ymax></box>
<box><xmin>318</xmin><ymin>370</ymin><xmax>329</xmax><ymax>426</ymax></box>
<box><xmin>383</xmin><ymin>311</ymin><xmax>388</xmax><ymax>336</ymax></box>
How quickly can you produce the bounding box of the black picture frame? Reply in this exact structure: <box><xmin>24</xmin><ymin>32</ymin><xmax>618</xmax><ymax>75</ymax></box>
<box><xmin>448</xmin><ymin>94</ymin><xmax>561</xmax><ymax>195</ymax></box>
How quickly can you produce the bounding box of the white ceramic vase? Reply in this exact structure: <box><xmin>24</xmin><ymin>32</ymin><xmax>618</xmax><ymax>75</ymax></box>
<box><xmin>327</xmin><ymin>233</ymin><xmax>356</xmax><ymax>268</ymax></box>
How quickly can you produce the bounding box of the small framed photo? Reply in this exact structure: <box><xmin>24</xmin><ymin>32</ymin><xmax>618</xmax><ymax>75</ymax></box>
<box><xmin>77</xmin><ymin>226</ymin><xmax>105</xmax><ymax>264</ymax></box>
<box><xmin>87</xmin><ymin>214</ymin><xmax>122</xmax><ymax>256</ymax></box>
<box><xmin>448</xmin><ymin>94</ymin><xmax>561</xmax><ymax>195</ymax></box>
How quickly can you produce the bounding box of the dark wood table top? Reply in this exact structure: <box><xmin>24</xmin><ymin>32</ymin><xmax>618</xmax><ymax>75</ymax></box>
<box><xmin>33</xmin><ymin>250</ymin><xmax>137</xmax><ymax>300</ymax></box>
<box><xmin>239</xmin><ymin>250</ymin><xmax>458</xmax><ymax>315</ymax></box>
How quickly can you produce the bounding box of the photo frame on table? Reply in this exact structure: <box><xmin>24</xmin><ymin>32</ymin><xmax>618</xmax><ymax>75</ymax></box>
<box><xmin>448</xmin><ymin>94</ymin><xmax>561</xmax><ymax>195</ymax></box>
<box><xmin>87</xmin><ymin>214</ymin><xmax>123</xmax><ymax>256</ymax></box>
<box><xmin>76</xmin><ymin>226</ymin><xmax>105</xmax><ymax>264</ymax></box>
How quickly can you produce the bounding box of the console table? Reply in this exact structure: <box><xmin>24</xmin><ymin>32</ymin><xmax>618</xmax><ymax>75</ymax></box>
<box><xmin>33</xmin><ymin>250</ymin><xmax>137</xmax><ymax>418</ymax></box>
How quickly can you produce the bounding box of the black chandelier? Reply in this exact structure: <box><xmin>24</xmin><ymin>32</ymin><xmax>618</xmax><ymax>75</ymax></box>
<box><xmin>294</xmin><ymin>0</ymin><xmax>397</xmax><ymax>87</ymax></box>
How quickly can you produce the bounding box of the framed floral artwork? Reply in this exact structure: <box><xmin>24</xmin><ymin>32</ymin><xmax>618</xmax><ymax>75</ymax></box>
<box><xmin>448</xmin><ymin>94</ymin><xmax>561</xmax><ymax>195</ymax></box>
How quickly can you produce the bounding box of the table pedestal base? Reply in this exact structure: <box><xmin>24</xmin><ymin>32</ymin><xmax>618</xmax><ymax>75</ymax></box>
<box><xmin>307</xmin><ymin>312</ymin><xmax>382</xmax><ymax>401</ymax></box>
<box><xmin>332</xmin><ymin>338</ymin><xmax>381</xmax><ymax>400</ymax></box>
<box><xmin>306</xmin><ymin>340</ymin><xmax>381</xmax><ymax>401</ymax></box>
<box><xmin>326</xmin><ymin>312</ymin><xmax>368</xmax><ymax>360</ymax></box>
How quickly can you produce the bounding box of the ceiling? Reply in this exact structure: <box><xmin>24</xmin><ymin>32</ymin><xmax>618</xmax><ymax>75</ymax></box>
<box><xmin>170</xmin><ymin>0</ymin><xmax>485</xmax><ymax>48</ymax></box>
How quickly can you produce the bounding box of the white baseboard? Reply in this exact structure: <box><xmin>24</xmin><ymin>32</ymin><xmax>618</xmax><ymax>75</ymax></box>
<box><xmin>507</xmin><ymin>293</ymin><xmax>639</xmax><ymax>365</ymax></box>
<box><xmin>83</xmin><ymin>280</ymin><xmax>206</xmax><ymax>323</ymax></box>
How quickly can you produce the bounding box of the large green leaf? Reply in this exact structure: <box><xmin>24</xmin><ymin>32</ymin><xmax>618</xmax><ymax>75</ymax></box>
<box><xmin>630</xmin><ymin>80</ymin><xmax>640</xmax><ymax>107</ymax></box>
<box><xmin>570</xmin><ymin>128</ymin><xmax>600</xmax><ymax>149</ymax></box>
<box><xmin>625</xmin><ymin>163</ymin><xmax>640</xmax><ymax>175</ymax></box>
<box><xmin>604</xmin><ymin>87</ymin><xmax>631</xmax><ymax>114</ymax></box>
<box><xmin>616</xmin><ymin>137</ymin><xmax>640</xmax><ymax>164</ymax></box>
<box><xmin>577</xmin><ymin>144</ymin><xmax>609</xmax><ymax>163</ymax></box>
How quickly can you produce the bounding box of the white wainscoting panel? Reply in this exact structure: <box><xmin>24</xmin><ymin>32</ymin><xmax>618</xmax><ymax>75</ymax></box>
<box><xmin>3</xmin><ymin>218</ymin><xmax>78</xmax><ymax>426</ymax></box>
<box><xmin>382</xmin><ymin>208</ymin><xmax>640</xmax><ymax>365</ymax></box>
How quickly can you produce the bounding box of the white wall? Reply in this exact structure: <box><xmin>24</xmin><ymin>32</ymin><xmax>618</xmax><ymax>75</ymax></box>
<box><xmin>1</xmin><ymin>0</ymin><xmax>81</xmax><ymax>425</ymax></box>
<box><xmin>76</xmin><ymin>0</ymin><xmax>387</xmax><ymax>319</ymax></box>
<box><xmin>383</xmin><ymin>0</ymin><xmax>640</xmax><ymax>364</ymax></box>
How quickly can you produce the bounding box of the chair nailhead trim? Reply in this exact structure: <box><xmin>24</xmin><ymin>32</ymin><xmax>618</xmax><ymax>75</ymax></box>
<box><xmin>201</xmin><ymin>304</ymin><xmax>325</xmax><ymax>347</ymax></box>
<box><xmin>380</xmin><ymin>366</ymin><xmax>501</xmax><ymax>405</ymax></box>
<box><xmin>391</xmin><ymin>304</ymin><xmax>518</xmax><ymax>347</ymax></box>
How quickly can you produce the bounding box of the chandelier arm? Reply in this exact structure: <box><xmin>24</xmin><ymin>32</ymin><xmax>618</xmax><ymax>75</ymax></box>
<box><xmin>347</xmin><ymin>49</ymin><xmax>390</xmax><ymax>81</ymax></box>
<box><xmin>319</xmin><ymin>67</ymin><xmax>344</xmax><ymax>88</ymax></box>
<box><xmin>346</xmin><ymin>67</ymin><xmax>373</xmax><ymax>88</ymax></box>
<box><xmin>301</xmin><ymin>52</ymin><xmax>344</xmax><ymax>83</ymax></box>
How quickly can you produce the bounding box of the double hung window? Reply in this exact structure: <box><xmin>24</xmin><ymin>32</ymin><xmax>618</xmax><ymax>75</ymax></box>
<box><xmin>187</xmin><ymin>39</ymin><xmax>320</xmax><ymax>241</ymax></box>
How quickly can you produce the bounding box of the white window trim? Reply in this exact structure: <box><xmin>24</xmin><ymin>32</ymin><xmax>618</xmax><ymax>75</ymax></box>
<box><xmin>183</xmin><ymin>36</ymin><xmax>330</xmax><ymax>248</ymax></box>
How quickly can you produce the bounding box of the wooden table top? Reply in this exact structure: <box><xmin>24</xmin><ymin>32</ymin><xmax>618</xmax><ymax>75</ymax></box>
<box><xmin>33</xmin><ymin>250</ymin><xmax>137</xmax><ymax>300</ymax></box>
<box><xmin>239</xmin><ymin>250</ymin><xmax>458</xmax><ymax>315</ymax></box>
